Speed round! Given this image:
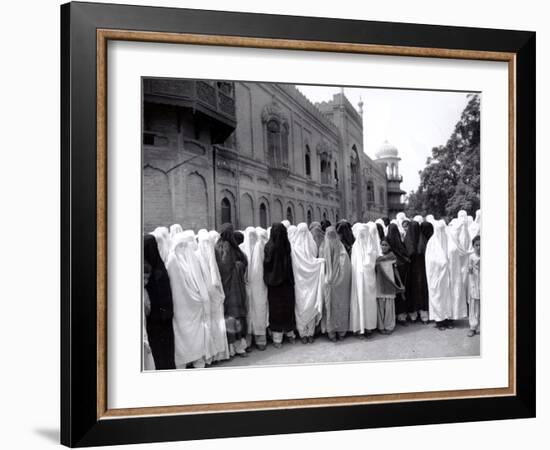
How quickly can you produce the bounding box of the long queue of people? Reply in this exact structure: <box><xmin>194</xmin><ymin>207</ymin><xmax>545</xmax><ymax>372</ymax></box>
<box><xmin>143</xmin><ymin>210</ymin><xmax>481</xmax><ymax>370</ymax></box>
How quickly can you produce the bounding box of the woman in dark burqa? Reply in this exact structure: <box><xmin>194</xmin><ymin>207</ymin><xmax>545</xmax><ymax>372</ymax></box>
<box><xmin>386</xmin><ymin>223</ymin><xmax>411</xmax><ymax>326</ymax></box>
<box><xmin>263</xmin><ymin>222</ymin><xmax>296</xmax><ymax>348</ymax></box>
<box><xmin>215</xmin><ymin>223</ymin><xmax>249</xmax><ymax>357</ymax></box>
<box><xmin>404</xmin><ymin>221</ymin><xmax>427</xmax><ymax>323</ymax></box>
<box><xmin>416</xmin><ymin>221</ymin><xmax>434</xmax><ymax>324</ymax></box>
<box><xmin>143</xmin><ymin>234</ymin><xmax>175</xmax><ymax>370</ymax></box>
<box><xmin>336</xmin><ymin>220</ymin><xmax>355</xmax><ymax>257</ymax></box>
<box><xmin>320</xmin><ymin>219</ymin><xmax>332</xmax><ymax>232</ymax></box>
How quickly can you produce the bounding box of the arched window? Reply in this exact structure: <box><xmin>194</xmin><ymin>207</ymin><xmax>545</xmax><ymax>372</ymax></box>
<box><xmin>307</xmin><ymin>209</ymin><xmax>312</xmax><ymax>225</ymax></box>
<box><xmin>259</xmin><ymin>203</ymin><xmax>268</xmax><ymax>228</ymax></box>
<box><xmin>323</xmin><ymin>211</ymin><xmax>327</xmax><ymax>220</ymax></box>
<box><xmin>266</xmin><ymin>118</ymin><xmax>289</xmax><ymax>169</ymax></box>
<box><xmin>320</xmin><ymin>159</ymin><xmax>329</xmax><ymax>184</ymax></box>
<box><xmin>286</xmin><ymin>206</ymin><xmax>294</xmax><ymax>224</ymax></box>
<box><xmin>334</xmin><ymin>162</ymin><xmax>338</xmax><ymax>186</ymax></box>
<box><xmin>366</xmin><ymin>181</ymin><xmax>375</xmax><ymax>203</ymax></box>
<box><xmin>221</xmin><ymin>197</ymin><xmax>231</xmax><ymax>224</ymax></box>
<box><xmin>305</xmin><ymin>146</ymin><xmax>311</xmax><ymax>177</ymax></box>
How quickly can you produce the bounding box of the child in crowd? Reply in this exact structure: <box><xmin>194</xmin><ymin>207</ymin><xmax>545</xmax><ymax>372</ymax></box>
<box><xmin>467</xmin><ymin>235</ymin><xmax>481</xmax><ymax>337</ymax></box>
<box><xmin>375</xmin><ymin>238</ymin><xmax>405</xmax><ymax>334</ymax></box>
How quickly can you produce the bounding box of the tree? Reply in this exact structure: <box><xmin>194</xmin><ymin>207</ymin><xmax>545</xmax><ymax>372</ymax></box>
<box><xmin>407</xmin><ymin>94</ymin><xmax>480</xmax><ymax>219</ymax></box>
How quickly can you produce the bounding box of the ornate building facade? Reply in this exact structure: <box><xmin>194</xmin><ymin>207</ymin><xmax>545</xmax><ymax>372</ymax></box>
<box><xmin>142</xmin><ymin>79</ymin><xmax>404</xmax><ymax>232</ymax></box>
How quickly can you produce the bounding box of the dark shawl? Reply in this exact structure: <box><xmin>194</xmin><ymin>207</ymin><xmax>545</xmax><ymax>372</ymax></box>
<box><xmin>386</xmin><ymin>223</ymin><xmax>410</xmax><ymax>311</ymax></box>
<box><xmin>263</xmin><ymin>223</ymin><xmax>294</xmax><ymax>287</ymax></box>
<box><xmin>376</xmin><ymin>223</ymin><xmax>385</xmax><ymax>241</ymax></box>
<box><xmin>386</xmin><ymin>223</ymin><xmax>409</xmax><ymax>265</ymax></box>
<box><xmin>143</xmin><ymin>234</ymin><xmax>175</xmax><ymax>370</ymax></box>
<box><xmin>404</xmin><ymin>221</ymin><xmax>427</xmax><ymax>311</ymax></box>
<box><xmin>336</xmin><ymin>220</ymin><xmax>355</xmax><ymax>257</ymax></box>
<box><xmin>234</xmin><ymin>231</ymin><xmax>244</xmax><ymax>245</ymax></box>
<box><xmin>413</xmin><ymin>221</ymin><xmax>434</xmax><ymax>313</ymax></box>
<box><xmin>320</xmin><ymin>219</ymin><xmax>332</xmax><ymax>232</ymax></box>
<box><xmin>215</xmin><ymin>223</ymin><xmax>248</xmax><ymax>320</ymax></box>
<box><xmin>418</xmin><ymin>221</ymin><xmax>434</xmax><ymax>254</ymax></box>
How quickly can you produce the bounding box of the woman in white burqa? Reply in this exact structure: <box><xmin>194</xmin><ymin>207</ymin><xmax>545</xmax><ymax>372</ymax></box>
<box><xmin>426</xmin><ymin>220</ymin><xmax>453</xmax><ymax>330</ymax></box>
<box><xmin>350</xmin><ymin>223</ymin><xmax>378</xmax><ymax>338</ymax></box>
<box><xmin>166</xmin><ymin>230</ymin><xmax>212</xmax><ymax>368</ymax></box>
<box><xmin>150</xmin><ymin>226</ymin><xmax>171</xmax><ymax>264</ymax></box>
<box><xmin>196</xmin><ymin>229</ymin><xmax>229</xmax><ymax>362</ymax></box>
<box><xmin>291</xmin><ymin>222</ymin><xmax>325</xmax><ymax>343</ymax></box>
<box><xmin>445</xmin><ymin>211</ymin><xmax>471</xmax><ymax>326</ymax></box>
<box><xmin>240</xmin><ymin>227</ymin><xmax>270</xmax><ymax>350</ymax></box>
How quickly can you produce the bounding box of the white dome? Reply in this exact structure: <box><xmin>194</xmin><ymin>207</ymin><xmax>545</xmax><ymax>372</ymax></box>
<box><xmin>376</xmin><ymin>140</ymin><xmax>399</xmax><ymax>159</ymax></box>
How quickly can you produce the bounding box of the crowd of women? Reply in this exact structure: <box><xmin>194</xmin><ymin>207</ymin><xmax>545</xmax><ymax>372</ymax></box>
<box><xmin>143</xmin><ymin>210</ymin><xmax>481</xmax><ymax>370</ymax></box>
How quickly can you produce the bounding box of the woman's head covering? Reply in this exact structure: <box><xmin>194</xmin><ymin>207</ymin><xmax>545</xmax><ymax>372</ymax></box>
<box><xmin>404</xmin><ymin>220</ymin><xmax>421</xmax><ymax>257</ymax></box>
<box><xmin>309</xmin><ymin>222</ymin><xmax>325</xmax><ymax>252</ymax></box>
<box><xmin>469</xmin><ymin>209</ymin><xmax>481</xmax><ymax>238</ymax></box>
<box><xmin>150</xmin><ymin>226</ymin><xmax>171</xmax><ymax>264</ymax></box>
<box><xmin>208</xmin><ymin>230</ymin><xmax>220</xmax><ymax>244</ymax></box>
<box><xmin>426</xmin><ymin>219</ymin><xmax>449</xmax><ymax>264</ymax></box>
<box><xmin>350</xmin><ymin>223</ymin><xmax>375</xmax><ymax>272</ymax></box>
<box><xmin>239</xmin><ymin>226</ymin><xmax>258</xmax><ymax>264</ymax></box>
<box><xmin>320</xmin><ymin>220</ymin><xmax>332</xmax><ymax>232</ymax></box>
<box><xmin>336</xmin><ymin>220</ymin><xmax>355</xmax><ymax>255</ymax></box>
<box><xmin>143</xmin><ymin>234</ymin><xmax>173</xmax><ymax>316</ymax></box>
<box><xmin>169</xmin><ymin>224</ymin><xmax>183</xmax><ymax>240</ymax></box>
<box><xmin>309</xmin><ymin>221</ymin><xmax>322</xmax><ymax>231</ymax></box>
<box><xmin>426</xmin><ymin>214</ymin><xmax>436</xmax><ymax>225</ymax></box>
<box><xmin>234</xmin><ymin>231</ymin><xmax>244</xmax><ymax>245</ymax></box>
<box><xmin>197</xmin><ymin>229</ymin><xmax>225</xmax><ymax>294</ymax></box>
<box><xmin>281</xmin><ymin>220</ymin><xmax>291</xmax><ymax>229</ymax></box>
<box><xmin>386</xmin><ymin>222</ymin><xmax>409</xmax><ymax>263</ymax></box>
<box><xmin>447</xmin><ymin>210</ymin><xmax>472</xmax><ymax>255</ymax></box>
<box><xmin>418</xmin><ymin>221</ymin><xmax>434</xmax><ymax>254</ymax></box>
<box><xmin>287</xmin><ymin>225</ymin><xmax>298</xmax><ymax>244</ymax></box>
<box><xmin>219</xmin><ymin>223</ymin><xmax>240</xmax><ymax>251</ymax></box>
<box><xmin>293</xmin><ymin>222</ymin><xmax>319</xmax><ymax>260</ymax></box>
<box><xmin>321</xmin><ymin>226</ymin><xmax>344</xmax><ymax>285</ymax></box>
<box><xmin>255</xmin><ymin>227</ymin><xmax>268</xmax><ymax>242</ymax></box>
<box><xmin>263</xmin><ymin>222</ymin><xmax>293</xmax><ymax>286</ymax></box>
<box><xmin>375</xmin><ymin>218</ymin><xmax>386</xmax><ymax>241</ymax></box>
<box><xmin>366</xmin><ymin>222</ymin><xmax>381</xmax><ymax>256</ymax></box>
<box><xmin>413</xmin><ymin>215</ymin><xmax>424</xmax><ymax>224</ymax></box>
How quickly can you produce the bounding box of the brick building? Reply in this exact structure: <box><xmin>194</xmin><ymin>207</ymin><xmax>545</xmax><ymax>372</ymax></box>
<box><xmin>142</xmin><ymin>79</ymin><xmax>404</xmax><ymax>232</ymax></box>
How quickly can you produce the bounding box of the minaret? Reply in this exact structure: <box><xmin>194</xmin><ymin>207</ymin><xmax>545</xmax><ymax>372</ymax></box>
<box><xmin>374</xmin><ymin>140</ymin><xmax>405</xmax><ymax>219</ymax></box>
<box><xmin>358</xmin><ymin>96</ymin><xmax>364</xmax><ymax>118</ymax></box>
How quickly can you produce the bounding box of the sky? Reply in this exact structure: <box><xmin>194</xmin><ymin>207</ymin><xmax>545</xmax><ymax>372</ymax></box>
<box><xmin>295</xmin><ymin>85</ymin><xmax>472</xmax><ymax>194</ymax></box>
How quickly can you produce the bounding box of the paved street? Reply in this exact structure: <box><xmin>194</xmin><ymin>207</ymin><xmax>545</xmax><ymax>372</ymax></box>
<box><xmin>219</xmin><ymin>319</ymin><xmax>479</xmax><ymax>368</ymax></box>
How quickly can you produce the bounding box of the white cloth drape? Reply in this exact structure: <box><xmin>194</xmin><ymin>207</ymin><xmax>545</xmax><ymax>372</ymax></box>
<box><xmin>291</xmin><ymin>223</ymin><xmax>325</xmax><ymax>337</ymax></box>
<box><xmin>375</xmin><ymin>218</ymin><xmax>387</xmax><ymax>236</ymax></box>
<box><xmin>350</xmin><ymin>224</ymin><xmax>378</xmax><ymax>332</ymax></box>
<box><xmin>426</xmin><ymin>220</ymin><xmax>453</xmax><ymax>321</ymax></box>
<box><xmin>446</xmin><ymin>211</ymin><xmax>470</xmax><ymax>320</ymax></box>
<box><xmin>150</xmin><ymin>226</ymin><xmax>171</xmax><ymax>264</ymax></box>
<box><xmin>196</xmin><ymin>229</ymin><xmax>229</xmax><ymax>361</ymax></box>
<box><xmin>287</xmin><ymin>225</ymin><xmax>297</xmax><ymax>244</ymax></box>
<box><xmin>169</xmin><ymin>224</ymin><xmax>183</xmax><ymax>240</ymax></box>
<box><xmin>248</xmin><ymin>228</ymin><xmax>269</xmax><ymax>336</ymax></box>
<box><xmin>166</xmin><ymin>231</ymin><xmax>211</xmax><ymax>367</ymax></box>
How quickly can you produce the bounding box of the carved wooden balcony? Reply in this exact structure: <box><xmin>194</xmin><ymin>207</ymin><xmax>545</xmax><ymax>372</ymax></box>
<box><xmin>143</xmin><ymin>78</ymin><xmax>236</xmax><ymax>143</ymax></box>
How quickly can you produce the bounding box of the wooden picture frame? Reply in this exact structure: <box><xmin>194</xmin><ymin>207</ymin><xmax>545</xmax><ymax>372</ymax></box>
<box><xmin>61</xmin><ymin>1</ymin><xmax>535</xmax><ymax>447</ymax></box>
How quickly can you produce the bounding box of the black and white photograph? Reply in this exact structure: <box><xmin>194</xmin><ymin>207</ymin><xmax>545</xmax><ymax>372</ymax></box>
<box><xmin>142</xmin><ymin>78</ymin><xmax>481</xmax><ymax>371</ymax></box>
